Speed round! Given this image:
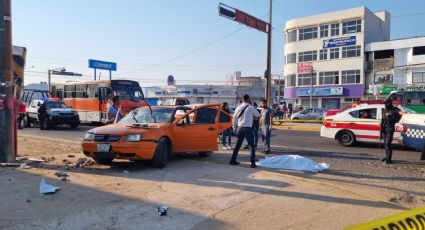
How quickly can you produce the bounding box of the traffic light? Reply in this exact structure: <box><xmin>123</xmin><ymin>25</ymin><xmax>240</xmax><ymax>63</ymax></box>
<box><xmin>218</xmin><ymin>4</ymin><xmax>235</xmax><ymax>19</ymax></box>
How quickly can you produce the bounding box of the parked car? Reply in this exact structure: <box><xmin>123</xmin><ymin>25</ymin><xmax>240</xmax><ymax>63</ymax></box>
<box><xmin>82</xmin><ymin>104</ymin><xmax>232</xmax><ymax>167</ymax></box>
<box><xmin>290</xmin><ymin>108</ymin><xmax>325</xmax><ymax>121</ymax></box>
<box><xmin>321</xmin><ymin>104</ymin><xmax>414</xmax><ymax>147</ymax></box>
<box><xmin>26</xmin><ymin>98</ymin><xmax>80</xmax><ymax>130</ymax></box>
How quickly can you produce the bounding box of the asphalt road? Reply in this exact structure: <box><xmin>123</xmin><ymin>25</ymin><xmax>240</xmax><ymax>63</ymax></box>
<box><xmin>18</xmin><ymin>125</ymin><xmax>425</xmax><ymax>208</ymax></box>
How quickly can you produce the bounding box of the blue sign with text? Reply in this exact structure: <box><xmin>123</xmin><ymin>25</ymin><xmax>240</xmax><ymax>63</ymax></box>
<box><xmin>298</xmin><ymin>87</ymin><xmax>343</xmax><ymax>97</ymax></box>
<box><xmin>88</xmin><ymin>59</ymin><xmax>117</xmax><ymax>71</ymax></box>
<box><xmin>323</xmin><ymin>36</ymin><xmax>356</xmax><ymax>48</ymax></box>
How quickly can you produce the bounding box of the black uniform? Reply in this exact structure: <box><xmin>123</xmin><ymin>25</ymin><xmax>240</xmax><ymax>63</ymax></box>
<box><xmin>381</xmin><ymin>104</ymin><xmax>402</xmax><ymax>163</ymax></box>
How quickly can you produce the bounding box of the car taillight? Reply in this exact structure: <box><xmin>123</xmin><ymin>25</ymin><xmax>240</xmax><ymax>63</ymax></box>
<box><xmin>402</xmin><ymin>124</ymin><xmax>407</xmax><ymax>133</ymax></box>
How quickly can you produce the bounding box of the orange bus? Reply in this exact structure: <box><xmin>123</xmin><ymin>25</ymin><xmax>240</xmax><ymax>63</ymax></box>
<box><xmin>51</xmin><ymin>80</ymin><xmax>147</xmax><ymax>123</ymax></box>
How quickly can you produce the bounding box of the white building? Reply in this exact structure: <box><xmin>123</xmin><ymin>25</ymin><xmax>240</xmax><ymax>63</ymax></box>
<box><xmin>283</xmin><ymin>7</ymin><xmax>391</xmax><ymax>109</ymax></box>
<box><xmin>365</xmin><ymin>36</ymin><xmax>425</xmax><ymax>97</ymax></box>
<box><xmin>143</xmin><ymin>84</ymin><xmax>237</xmax><ymax>107</ymax></box>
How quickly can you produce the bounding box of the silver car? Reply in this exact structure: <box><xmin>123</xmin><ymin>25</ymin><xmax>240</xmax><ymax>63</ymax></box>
<box><xmin>290</xmin><ymin>108</ymin><xmax>325</xmax><ymax>120</ymax></box>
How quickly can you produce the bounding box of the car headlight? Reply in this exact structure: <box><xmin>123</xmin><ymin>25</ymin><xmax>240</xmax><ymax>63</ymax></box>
<box><xmin>124</xmin><ymin>134</ymin><xmax>142</xmax><ymax>142</ymax></box>
<box><xmin>84</xmin><ymin>133</ymin><xmax>95</xmax><ymax>141</ymax></box>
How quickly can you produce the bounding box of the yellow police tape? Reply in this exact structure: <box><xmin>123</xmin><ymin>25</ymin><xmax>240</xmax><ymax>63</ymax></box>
<box><xmin>345</xmin><ymin>206</ymin><xmax>425</xmax><ymax>230</ymax></box>
<box><xmin>273</xmin><ymin>119</ymin><xmax>323</xmax><ymax>123</ymax></box>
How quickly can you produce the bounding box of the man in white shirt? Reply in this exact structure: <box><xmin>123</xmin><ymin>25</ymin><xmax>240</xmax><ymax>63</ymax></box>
<box><xmin>230</xmin><ymin>94</ymin><xmax>260</xmax><ymax>168</ymax></box>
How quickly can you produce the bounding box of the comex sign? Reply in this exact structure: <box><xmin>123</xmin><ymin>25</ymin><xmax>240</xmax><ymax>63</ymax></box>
<box><xmin>323</xmin><ymin>36</ymin><xmax>356</xmax><ymax>48</ymax></box>
<box><xmin>88</xmin><ymin>59</ymin><xmax>117</xmax><ymax>80</ymax></box>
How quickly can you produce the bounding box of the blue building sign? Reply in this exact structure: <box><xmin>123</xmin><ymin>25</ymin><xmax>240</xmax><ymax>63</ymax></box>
<box><xmin>322</xmin><ymin>36</ymin><xmax>356</xmax><ymax>48</ymax></box>
<box><xmin>298</xmin><ymin>87</ymin><xmax>343</xmax><ymax>97</ymax></box>
<box><xmin>88</xmin><ymin>59</ymin><xmax>117</xmax><ymax>71</ymax></box>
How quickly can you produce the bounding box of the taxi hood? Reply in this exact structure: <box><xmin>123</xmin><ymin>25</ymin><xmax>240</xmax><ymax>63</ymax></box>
<box><xmin>88</xmin><ymin>122</ymin><xmax>167</xmax><ymax>135</ymax></box>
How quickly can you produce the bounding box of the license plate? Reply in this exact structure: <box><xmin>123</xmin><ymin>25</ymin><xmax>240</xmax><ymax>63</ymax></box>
<box><xmin>96</xmin><ymin>144</ymin><xmax>111</xmax><ymax>152</ymax></box>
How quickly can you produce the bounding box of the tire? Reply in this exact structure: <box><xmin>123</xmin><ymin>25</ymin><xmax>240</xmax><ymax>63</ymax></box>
<box><xmin>272</xmin><ymin>118</ymin><xmax>282</xmax><ymax>126</ymax></box>
<box><xmin>40</xmin><ymin>118</ymin><xmax>50</xmax><ymax>130</ymax></box>
<box><xmin>152</xmin><ymin>138</ymin><xmax>170</xmax><ymax>168</ymax></box>
<box><xmin>93</xmin><ymin>157</ymin><xmax>114</xmax><ymax>165</ymax></box>
<box><xmin>25</xmin><ymin>116</ymin><xmax>31</xmax><ymax>128</ymax></box>
<box><xmin>337</xmin><ymin>130</ymin><xmax>356</xmax><ymax>147</ymax></box>
<box><xmin>18</xmin><ymin>117</ymin><xmax>26</xmax><ymax>129</ymax></box>
<box><xmin>199</xmin><ymin>151</ymin><xmax>212</xmax><ymax>157</ymax></box>
<box><xmin>70</xmin><ymin>123</ymin><xmax>79</xmax><ymax>129</ymax></box>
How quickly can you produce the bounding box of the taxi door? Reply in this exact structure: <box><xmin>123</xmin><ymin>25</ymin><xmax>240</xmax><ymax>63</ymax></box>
<box><xmin>172</xmin><ymin>106</ymin><xmax>222</xmax><ymax>153</ymax></box>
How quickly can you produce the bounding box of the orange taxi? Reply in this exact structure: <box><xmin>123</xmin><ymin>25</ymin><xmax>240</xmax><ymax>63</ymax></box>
<box><xmin>82</xmin><ymin>104</ymin><xmax>232</xmax><ymax>167</ymax></box>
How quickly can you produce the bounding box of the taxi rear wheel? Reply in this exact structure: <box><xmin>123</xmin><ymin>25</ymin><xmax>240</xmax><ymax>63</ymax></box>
<box><xmin>337</xmin><ymin>130</ymin><xmax>356</xmax><ymax>147</ymax></box>
<box><xmin>152</xmin><ymin>138</ymin><xmax>169</xmax><ymax>168</ymax></box>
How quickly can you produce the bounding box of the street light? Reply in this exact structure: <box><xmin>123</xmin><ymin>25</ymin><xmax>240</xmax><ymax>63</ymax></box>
<box><xmin>48</xmin><ymin>67</ymin><xmax>65</xmax><ymax>92</ymax></box>
<box><xmin>47</xmin><ymin>68</ymin><xmax>82</xmax><ymax>93</ymax></box>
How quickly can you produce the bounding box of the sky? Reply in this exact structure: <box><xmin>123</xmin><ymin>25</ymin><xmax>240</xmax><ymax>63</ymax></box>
<box><xmin>12</xmin><ymin>0</ymin><xmax>425</xmax><ymax>87</ymax></box>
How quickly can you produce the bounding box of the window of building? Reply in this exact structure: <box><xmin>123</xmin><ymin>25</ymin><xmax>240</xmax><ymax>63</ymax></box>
<box><xmin>349</xmin><ymin>108</ymin><xmax>377</xmax><ymax>119</ymax></box>
<box><xmin>319</xmin><ymin>71</ymin><xmax>339</xmax><ymax>85</ymax></box>
<box><xmin>413</xmin><ymin>72</ymin><xmax>425</xmax><ymax>83</ymax></box>
<box><xmin>330</xmin><ymin>23</ymin><xmax>339</xmax><ymax>36</ymax></box>
<box><xmin>298</xmin><ymin>73</ymin><xmax>316</xmax><ymax>86</ymax></box>
<box><xmin>374</xmin><ymin>74</ymin><xmax>393</xmax><ymax>84</ymax></box>
<box><xmin>286</xmin><ymin>53</ymin><xmax>297</xmax><ymax>64</ymax></box>
<box><xmin>298</xmin><ymin>50</ymin><xmax>317</xmax><ymax>62</ymax></box>
<box><xmin>330</xmin><ymin>48</ymin><xmax>339</xmax><ymax>59</ymax></box>
<box><xmin>319</xmin><ymin>49</ymin><xmax>328</xmax><ymax>60</ymax></box>
<box><xmin>341</xmin><ymin>70</ymin><xmax>361</xmax><ymax>84</ymax></box>
<box><xmin>342</xmin><ymin>19</ymin><xmax>361</xmax><ymax>34</ymax></box>
<box><xmin>413</xmin><ymin>46</ymin><xmax>425</xmax><ymax>56</ymax></box>
<box><xmin>299</xmin><ymin>27</ymin><xmax>318</xmax><ymax>41</ymax></box>
<box><xmin>287</xmin><ymin>30</ymin><xmax>297</xmax><ymax>43</ymax></box>
<box><xmin>286</xmin><ymin>74</ymin><xmax>296</xmax><ymax>87</ymax></box>
<box><xmin>342</xmin><ymin>45</ymin><xmax>361</xmax><ymax>58</ymax></box>
<box><xmin>320</xmin><ymin>25</ymin><xmax>329</xmax><ymax>38</ymax></box>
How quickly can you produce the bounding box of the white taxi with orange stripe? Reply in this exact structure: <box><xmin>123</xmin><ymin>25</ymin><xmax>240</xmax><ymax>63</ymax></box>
<box><xmin>321</xmin><ymin>104</ymin><xmax>403</xmax><ymax>147</ymax></box>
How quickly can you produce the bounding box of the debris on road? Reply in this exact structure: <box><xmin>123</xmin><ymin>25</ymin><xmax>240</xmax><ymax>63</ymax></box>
<box><xmin>54</xmin><ymin>172</ymin><xmax>68</xmax><ymax>178</ymax></box>
<box><xmin>75</xmin><ymin>158</ymin><xmax>95</xmax><ymax>168</ymax></box>
<box><xmin>39</xmin><ymin>179</ymin><xmax>60</xmax><ymax>195</ymax></box>
<box><xmin>67</xmin><ymin>154</ymin><xmax>75</xmax><ymax>158</ymax></box>
<box><xmin>257</xmin><ymin>155</ymin><xmax>329</xmax><ymax>172</ymax></box>
<box><xmin>0</xmin><ymin>162</ymin><xmax>21</xmax><ymax>167</ymax></box>
<box><xmin>19</xmin><ymin>163</ymin><xmax>31</xmax><ymax>169</ymax></box>
<box><xmin>157</xmin><ymin>206</ymin><xmax>169</xmax><ymax>216</ymax></box>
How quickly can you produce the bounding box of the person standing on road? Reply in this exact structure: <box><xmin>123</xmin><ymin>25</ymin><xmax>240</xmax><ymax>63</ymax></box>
<box><xmin>260</xmin><ymin>99</ymin><xmax>273</xmax><ymax>154</ymax></box>
<box><xmin>380</xmin><ymin>98</ymin><xmax>403</xmax><ymax>164</ymax></box>
<box><xmin>37</xmin><ymin>101</ymin><xmax>48</xmax><ymax>130</ymax></box>
<box><xmin>230</xmin><ymin>94</ymin><xmax>260</xmax><ymax>168</ymax></box>
<box><xmin>107</xmin><ymin>96</ymin><xmax>123</xmax><ymax>124</ymax></box>
<box><xmin>288</xmin><ymin>103</ymin><xmax>293</xmax><ymax>118</ymax></box>
<box><xmin>282</xmin><ymin>102</ymin><xmax>288</xmax><ymax>119</ymax></box>
<box><xmin>221</xmin><ymin>102</ymin><xmax>232</xmax><ymax>150</ymax></box>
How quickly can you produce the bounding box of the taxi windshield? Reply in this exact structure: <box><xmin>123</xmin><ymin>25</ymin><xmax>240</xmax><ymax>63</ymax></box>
<box><xmin>120</xmin><ymin>107</ymin><xmax>174</xmax><ymax>124</ymax></box>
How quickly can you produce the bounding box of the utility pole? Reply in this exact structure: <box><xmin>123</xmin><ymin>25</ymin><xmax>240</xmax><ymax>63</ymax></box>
<box><xmin>0</xmin><ymin>0</ymin><xmax>16</xmax><ymax>162</ymax></box>
<box><xmin>265</xmin><ymin>0</ymin><xmax>272</xmax><ymax>106</ymax></box>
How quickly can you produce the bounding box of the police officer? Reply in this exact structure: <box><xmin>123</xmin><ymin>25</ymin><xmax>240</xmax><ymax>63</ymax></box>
<box><xmin>381</xmin><ymin>98</ymin><xmax>403</xmax><ymax>164</ymax></box>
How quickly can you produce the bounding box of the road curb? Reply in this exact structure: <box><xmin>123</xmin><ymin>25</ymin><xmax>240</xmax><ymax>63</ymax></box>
<box><xmin>273</xmin><ymin>125</ymin><xmax>321</xmax><ymax>132</ymax></box>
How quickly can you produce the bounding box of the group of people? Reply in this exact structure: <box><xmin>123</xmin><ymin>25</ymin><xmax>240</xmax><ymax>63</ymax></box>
<box><xmin>223</xmin><ymin>94</ymin><xmax>273</xmax><ymax>168</ymax></box>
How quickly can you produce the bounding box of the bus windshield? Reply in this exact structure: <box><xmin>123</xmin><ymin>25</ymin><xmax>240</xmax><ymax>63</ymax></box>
<box><xmin>111</xmin><ymin>80</ymin><xmax>144</xmax><ymax>100</ymax></box>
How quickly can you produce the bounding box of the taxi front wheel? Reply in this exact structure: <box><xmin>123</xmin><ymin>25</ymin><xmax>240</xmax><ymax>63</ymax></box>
<box><xmin>152</xmin><ymin>138</ymin><xmax>169</xmax><ymax>168</ymax></box>
<box><xmin>337</xmin><ymin>130</ymin><xmax>356</xmax><ymax>147</ymax></box>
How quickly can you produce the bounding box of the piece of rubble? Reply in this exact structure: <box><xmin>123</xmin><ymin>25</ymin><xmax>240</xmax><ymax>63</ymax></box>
<box><xmin>19</xmin><ymin>163</ymin><xmax>31</xmax><ymax>169</ymax></box>
<box><xmin>54</xmin><ymin>172</ymin><xmax>68</xmax><ymax>177</ymax></box>
<box><xmin>39</xmin><ymin>179</ymin><xmax>60</xmax><ymax>195</ymax></box>
<box><xmin>157</xmin><ymin>206</ymin><xmax>169</xmax><ymax>216</ymax></box>
<box><xmin>67</xmin><ymin>154</ymin><xmax>75</xmax><ymax>158</ymax></box>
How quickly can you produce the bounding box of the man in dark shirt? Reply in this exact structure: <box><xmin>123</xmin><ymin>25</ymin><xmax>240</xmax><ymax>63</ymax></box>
<box><xmin>380</xmin><ymin>99</ymin><xmax>403</xmax><ymax>164</ymax></box>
